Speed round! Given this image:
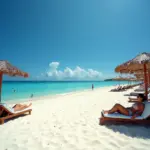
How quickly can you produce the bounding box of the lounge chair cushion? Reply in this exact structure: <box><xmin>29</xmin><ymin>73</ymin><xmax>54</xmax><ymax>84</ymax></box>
<box><xmin>131</xmin><ymin>91</ymin><xmax>145</xmax><ymax>94</ymax></box>
<box><xmin>129</xmin><ymin>96</ymin><xmax>137</xmax><ymax>99</ymax></box>
<box><xmin>102</xmin><ymin>102</ymin><xmax>150</xmax><ymax>120</ymax></box>
<box><xmin>102</xmin><ymin>111</ymin><xmax>143</xmax><ymax>119</ymax></box>
<box><xmin>129</xmin><ymin>94</ymin><xmax>150</xmax><ymax>99</ymax></box>
<box><xmin>135</xmin><ymin>87</ymin><xmax>150</xmax><ymax>91</ymax></box>
<box><xmin>131</xmin><ymin>89</ymin><xmax>150</xmax><ymax>95</ymax></box>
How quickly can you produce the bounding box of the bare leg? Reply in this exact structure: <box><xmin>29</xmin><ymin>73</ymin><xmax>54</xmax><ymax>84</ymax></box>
<box><xmin>104</xmin><ymin>104</ymin><xmax>129</xmax><ymax>116</ymax></box>
<box><xmin>13</xmin><ymin>103</ymin><xmax>32</xmax><ymax>112</ymax></box>
<box><xmin>0</xmin><ymin>109</ymin><xmax>4</xmax><ymax>117</ymax></box>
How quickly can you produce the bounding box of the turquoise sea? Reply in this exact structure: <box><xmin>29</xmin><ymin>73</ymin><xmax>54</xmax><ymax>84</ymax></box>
<box><xmin>2</xmin><ymin>81</ymin><xmax>130</xmax><ymax>102</ymax></box>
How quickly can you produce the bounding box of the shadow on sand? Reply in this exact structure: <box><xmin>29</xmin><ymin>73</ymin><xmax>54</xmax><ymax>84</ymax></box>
<box><xmin>106</xmin><ymin>125</ymin><xmax>150</xmax><ymax>139</ymax></box>
<box><xmin>4</xmin><ymin>114</ymin><xmax>29</xmax><ymax>124</ymax></box>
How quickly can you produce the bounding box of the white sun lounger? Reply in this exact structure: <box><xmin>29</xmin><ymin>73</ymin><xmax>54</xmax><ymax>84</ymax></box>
<box><xmin>99</xmin><ymin>102</ymin><xmax>150</xmax><ymax>125</ymax></box>
<box><xmin>129</xmin><ymin>91</ymin><xmax>147</xmax><ymax>96</ymax></box>
<box><xmin>129</xmin><ymin>94</ymin><xmax>150</xmax><ymax>100</ymax></box>
<box><xmin>102</xmin><ymin>102</ymin><xmax>150</xmax><ymax>119</ymax></box>
<box><xmin>0</xmin><ymin>103</ymin><xmax>32</xmax><ymax>124</ymax></box>
<box><xmin>128</xmin><ymin>94</ymin><xmax>150</xmax><ymax>102</ymax></box>
<box><xmin>134</xmin><ymin>87</ymin><xmax>150</xmax><ymax>92</ymax></box>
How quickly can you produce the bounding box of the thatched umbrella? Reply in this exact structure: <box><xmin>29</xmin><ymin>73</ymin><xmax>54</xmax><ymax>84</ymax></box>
<box><xmin>112</xmin><ymin>77</ymin><xmax>126</xmax><ymax>81</ymax></box>
<box><xmin>112</xmin><ymin>76</ymin><xmax>138</xmax><ymax>86</ymax></box>
<box><xmin>115</xmin><ymin>52</ymin><xmax>150</xmax><ymax>99</ymax></box>
<box><xmin>134</xmin><ymin>71</ymin><xmax>150</xmax><ymax>85</ymax></box>
<box><xmin>123</xmin><ymin>77</ymin><xmax>138</xmax><ymax>82</ymax></box>
<box><xmin>115</xmin><ymin>68</ymin><xmax>147</xmax><ymax>86</ymax></box>
<box><xmin>134</xmin><ymin>73</ymin><xmax>145</xmax><ymax>78</ymax></box>
<box><xmin>111</xmin><ymin>77</ymin><xmax>123</xmax><ymax>86</ymax></box>
<box><xmin>115</xmin><ymin>68</ymin><xmax>147</xmax><ymax>74</ymax></box>
<box><xmin>0</xmin><ymin>60</ymin><xmax>29</xmax><ymax>102</ymax></box>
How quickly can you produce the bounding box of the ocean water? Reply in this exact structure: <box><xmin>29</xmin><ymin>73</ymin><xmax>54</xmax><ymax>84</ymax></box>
<box><xmin>1</xmin><ymin>81</ymin><xmax>130</xmax><ymax>102</ymax></box>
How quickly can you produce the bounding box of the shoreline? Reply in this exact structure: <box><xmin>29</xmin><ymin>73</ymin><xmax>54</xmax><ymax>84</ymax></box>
<box><xmin>2</xmin><ymin>80</ymin><xmax>132</xmax><ymax>103</ymax></box>
<box><xmin>4</xmin><ymin>85</ymin><xmax>116</xmax><ymax>104</ymax></box>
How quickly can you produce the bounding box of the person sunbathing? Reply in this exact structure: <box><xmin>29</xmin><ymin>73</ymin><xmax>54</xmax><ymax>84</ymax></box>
<box><xmin>117</xmin><ymin>86</ymin><xmax>122</xmax><ymax>90</ymax></box>
<box><xmin>111</xmin><ymin>86</ymin><xmax>122</xmax><ymax>91</ymax></box>
<box><xmin>104</xmin><ymin>94</ymin><xmax>145</xmax><ymax>119</ymax></box>
<box><xmin>9</xmin><ymin>103</ymin><xmax>32</xmax><ymax>112</ymax></box>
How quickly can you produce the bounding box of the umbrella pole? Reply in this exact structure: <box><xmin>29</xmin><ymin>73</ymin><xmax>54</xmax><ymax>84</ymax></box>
<box><xmin>0</xmin><ymin>73</ymin><xmax>2</xmax><ymax>103</ymax></box>
<box><xmin>144</xmin><ymin>64</ymin><xmax>148</xmax><ymax>100</ymax></box>
<box><xmin>148</xmin><ymin>70</ymin><xmax>150</xmax><ymax>87</ymax></box>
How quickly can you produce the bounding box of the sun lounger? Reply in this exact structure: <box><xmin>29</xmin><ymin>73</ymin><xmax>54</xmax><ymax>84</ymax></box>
<box><xmin>110</xmin><ymin>84</ymin><xmax>141</xmax><ymax>92</ymax></box>
<box><xmin>0</xmin><ymin>104</ymin><xmax>32</xmax><ymax>125</ymax></box>
<box><xmin>128</xmin><ymin>90</ymin><xmax>150</xmax><ymax>97</ymax></box>
<box><xmin>134</xmin><ymin>88</ymin><xmax>145</xmax><ymax>92</ymax></box>
<box><xmin>99</xmin><ymin>102</ymin><xmax>150</xmax><ymax>126</ymax></box>
<box><xmin>110</xmin><ymin>89</ymin><xmax>126</xmax><ymax>92</ymax></box>
<box><xmin>124</xmin><ymin>91</ymin><xmax>145</xmax><ymax>96</ymax></box>
<box><xmin>129</xmin><ymin>90</ymin><xmax>150</xmax><ymax>96</ymax></box>
<box><xmin>130</xmin><ymin>91</ymin><xmax>145</xmax><ymax>96</ymax></box>
<box><xmin>134</xmin><ymin>87</ymin><xmax>150</xmax><ymax>92</ymax></box>
<box><xmin>110</xmin><ymin>86</ymin><xmax>127</xmax><ymax>92</ymax></box>
<box><xmin>128</xmin><ymin>95</ymin><xmax>150</xmax><ymax>103</ymax></box>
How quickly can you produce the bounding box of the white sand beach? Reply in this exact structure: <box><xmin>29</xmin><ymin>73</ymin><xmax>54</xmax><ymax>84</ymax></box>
<box><xmin>1</xmin><ymin>86</ymin><xmax>150</xmax><ymax>150</ymax></box>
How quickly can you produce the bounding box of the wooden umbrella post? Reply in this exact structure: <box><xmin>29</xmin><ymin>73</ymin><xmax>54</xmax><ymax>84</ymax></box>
<box><xmin>144</xmin><ymin>64</ymin><xmax>148</xmax><ymax>100</ymax></box>
<box><xmin>0</xmin><ymin>73</ymin><xmax>3</xmax><ymax>103</ymax></box>
<box><xmin>148</xmin><ymin>69</ymin><xmax>150</xmax><ymax>86</ymax></box>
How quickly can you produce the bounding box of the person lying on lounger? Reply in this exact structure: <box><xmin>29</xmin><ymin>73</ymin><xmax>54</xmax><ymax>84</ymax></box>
<box><xmin>104</xmin><ymin>94</ymin><xmax>146</xmax><ymax>119</ymax></box>
<box><xmin>111</xmin><ymin>86</ymin><xmax>122</xmax><ymax>91</ymax></box>
<box><xmin>8</xmin><ymin>103</ymin><xmax>32</xmax><ymax>112</ymax></box>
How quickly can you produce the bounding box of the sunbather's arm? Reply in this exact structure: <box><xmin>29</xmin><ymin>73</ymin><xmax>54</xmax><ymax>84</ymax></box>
<box><xmin>131</xmin><ymin>111</ymin><xmax>143</xmax><ymax>119</ymax></box>
<box><xmin>0</xmin><ymin>109</ymin><xmax>4</xmax><ymax>117</ymax></box>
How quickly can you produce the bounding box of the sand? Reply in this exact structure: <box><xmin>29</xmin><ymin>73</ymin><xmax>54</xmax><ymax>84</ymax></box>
<box><xmin>1</xmin><ymin>86</ymin><xmax>150</xmax><ymax>150</ymax></box>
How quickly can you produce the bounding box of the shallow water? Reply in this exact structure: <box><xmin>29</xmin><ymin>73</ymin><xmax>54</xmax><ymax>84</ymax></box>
<box><xmin>2</xmin><ymin>81</ymin><xmax>129</xmax><ymax>102</ymax></box>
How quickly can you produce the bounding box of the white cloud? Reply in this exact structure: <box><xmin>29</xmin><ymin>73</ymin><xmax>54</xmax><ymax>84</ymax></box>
<box><xmin>49</xmin><ymin>62</ymin><xmax>60</xmax><ymax>70</ymax></box>
<box><xmin>44</xmin><ymin>62</ymin><xmax>103</xmax><ymax>80</ymax></box>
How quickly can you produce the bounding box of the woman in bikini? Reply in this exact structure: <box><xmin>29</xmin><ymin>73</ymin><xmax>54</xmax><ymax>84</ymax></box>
<box><xmin>12</xmin><ymin>103</ymin><xmax>32</xmax><ymax>112</ymax></box>
<box><xmin>104</xmin><ymin>94</ymin><xmax>146</xmax><ymax>119</ymax></box>
<box><xmin>0</xmin><ymin>103</ymin><xmax>32</xmax><ymax>117</ymax></box>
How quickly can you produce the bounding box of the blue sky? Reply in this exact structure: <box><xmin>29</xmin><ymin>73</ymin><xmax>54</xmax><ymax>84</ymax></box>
<box><xmin>0</xmin><ymin>0</ymin><xmax>150</xmax><ymax>80</ymax></box>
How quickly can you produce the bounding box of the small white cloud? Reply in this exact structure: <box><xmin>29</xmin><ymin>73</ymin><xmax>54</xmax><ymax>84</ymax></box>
<box><xmin>45</xmin><ymin>62</ymin><xmax>103</xmax><ymax>80</ymax></box>
<box><xmin>49</xmin><ymin>62</ymin><xmax>60</xmax><ymax>70</ymax></box>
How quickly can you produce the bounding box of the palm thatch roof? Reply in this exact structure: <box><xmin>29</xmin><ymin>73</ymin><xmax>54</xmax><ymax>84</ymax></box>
<box><xmin>0</xmin><ymin>60</ymin><xmax>28</xmax><ymax>77</ymax></box>
<box><xmin>111</xmin><ymin>76</ymin><xmax>137</xmax><ymax>81</ymax></box>
<box><xmin>115</xmin><ymin>52</ymin><xmax>150</xmax><ymax>73</ymax></box>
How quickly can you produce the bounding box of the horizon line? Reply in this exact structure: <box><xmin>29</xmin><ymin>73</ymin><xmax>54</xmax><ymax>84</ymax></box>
<box><xmin>2</xmin><ymin>80</ymin><xmax>109</xmax><ymax>82</ymax></box>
